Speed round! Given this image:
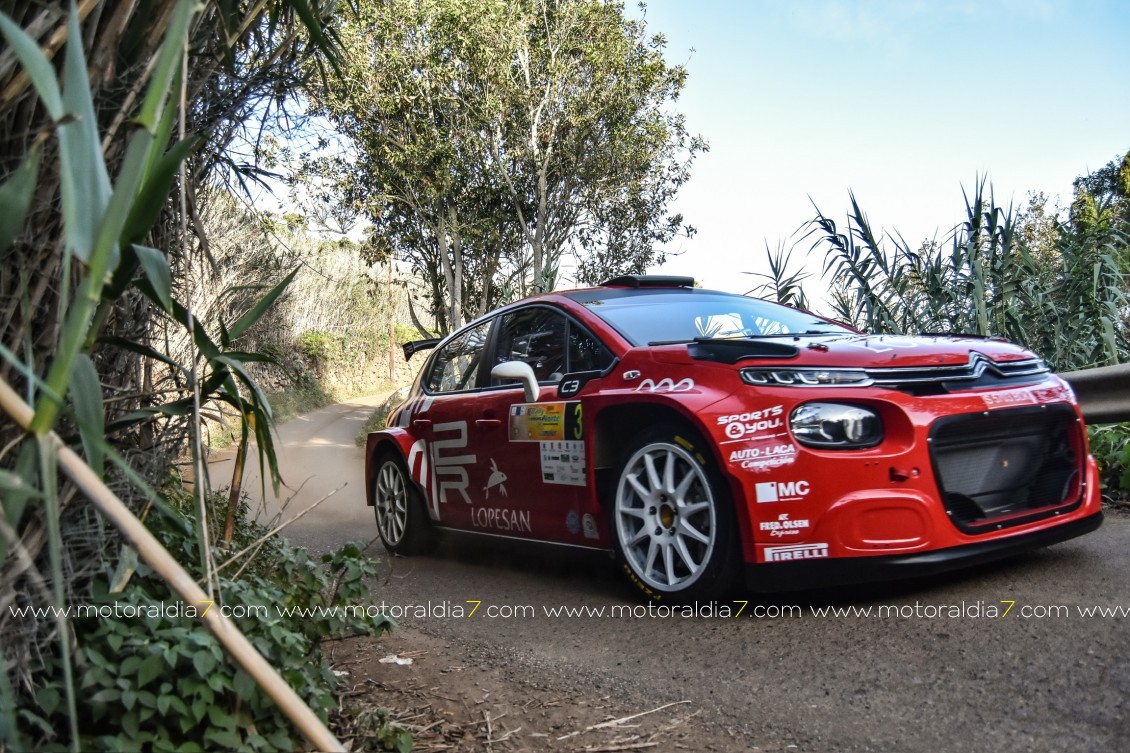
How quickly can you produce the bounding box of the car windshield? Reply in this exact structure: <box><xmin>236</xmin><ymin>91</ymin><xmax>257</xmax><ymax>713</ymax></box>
<box><xmin>575</xmin><ymin>289</ymin><xmax>850</xmax><ymax>346</ymax></box>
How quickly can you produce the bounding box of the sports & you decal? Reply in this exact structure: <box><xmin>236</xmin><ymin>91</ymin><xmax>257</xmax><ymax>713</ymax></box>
<box><xmin>717</xmin><ymin>405</ymin><xmax>784</xmax><ymax>440</ymax></box>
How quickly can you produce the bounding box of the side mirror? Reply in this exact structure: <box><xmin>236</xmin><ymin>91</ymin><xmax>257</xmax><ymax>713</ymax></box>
<box><xmin>491</xmin><ymin>361</ymin><xmax>540</xmax><ymax>403</ymax></box>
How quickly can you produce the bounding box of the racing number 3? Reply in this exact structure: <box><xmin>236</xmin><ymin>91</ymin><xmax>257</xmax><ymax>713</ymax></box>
<box><xmin>567</xmin><ymin>403</ymin><xmax>583</xmax><ymax>440</ymax></box>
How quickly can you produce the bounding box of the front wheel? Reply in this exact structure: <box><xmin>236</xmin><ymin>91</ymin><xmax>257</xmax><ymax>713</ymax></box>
<box><xmin>373</xmin><ymin>452</ymin><xmax>436</xmax><ymax>555</ymax></box>
<box><xmin>612</xmin><ymin>425</ymin><xmax>739</xmax><ymax>603</ymax></box>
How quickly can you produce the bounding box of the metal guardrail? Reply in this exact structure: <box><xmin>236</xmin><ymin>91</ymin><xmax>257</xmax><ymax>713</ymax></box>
<box><xmin>1062</xmin><ymin>363</ymin><xmax>1130</xmax><ymax>424</ymax></box>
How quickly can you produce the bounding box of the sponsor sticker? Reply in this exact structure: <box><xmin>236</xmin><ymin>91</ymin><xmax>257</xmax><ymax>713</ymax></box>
<box><xmin>983</xmin><ymin>388</ymin><xmax>1038</xmax><ymax>409</ymax></box>
<box><xmin>729</xmin><ymin>441</ymin><xmax>797</xmax><ymax>472</ymax></box>
<box><xmin>483</xmin><ymin>459</ymin><xmax>508</xmax><ymax>499</ymax></box>
<box><xmin>582</xmin><ymin>513</ymin><xmax>600</xmax><ymax>540</ymax></box>
<box><xmin>509</xmin><ymin>401</ymin><xmax>583</xmax><ymax>441</ymax></box>
<box><xmin>755</xmin><ymin>480</ymin><xmax>810</xmax><ymax>503</ymax></box>
<box><xmin>764</xmin><ymin>543</ymin><xmax>829</xmax><ymax>562</ymax></box>
<box><xmin>566</xmin><ymin>510</ymin><xmax>581</xmax><ymax>535</ymax></box>
<box><xmin>758</xmin><ymin>513</ymin><xmax>810</xmax><ymax>538</ymax></box>
<box><xmin>407</xmin><ymin>421</ymin><xmax>477</xmax><ymax>518</ymax></box>
<box><xmin>471</xmin><ymin>506</ymin><xmax>532</xmax><ymax>533</ymax></box>
<box><xmin>540</xmin><ymin>440</ymin><xmax>586</xmax><ymax>487</ymax></box>
<box><xmin>717</xmin><ymin>405</ymin><xmax>785</xmax><ymax>441</ymax></box>
<box><xmin>635</xmin><ymin>377</ymin><xmax>694</xmax><ymax>393</ymax></box>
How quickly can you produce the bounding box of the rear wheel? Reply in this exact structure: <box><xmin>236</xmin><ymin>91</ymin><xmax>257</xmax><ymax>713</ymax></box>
<box><xmin>612</xmin><ymin>425</ymin><xmax>739</xmax><ymax>603</ymax></box>
<box><xmin>373</xmin><ymin>452</ymin><xmax>435</xmax><ymax>555</ymax></box>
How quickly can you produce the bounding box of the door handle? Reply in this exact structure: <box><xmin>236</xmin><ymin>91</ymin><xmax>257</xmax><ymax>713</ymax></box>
<box><xmin>412</xmin><ymin>419</ymin><xmax>432</xmax><ymax>431</ymax></box>
<box><xmin>475</xmin><ymin>419</ymin><xmax>502</xmax><ymax>429</ymax></box>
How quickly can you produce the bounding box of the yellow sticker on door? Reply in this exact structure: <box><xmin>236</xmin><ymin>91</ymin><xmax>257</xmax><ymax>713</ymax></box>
<box><xmin>509</xmin><ymin>402</ymin><xmax>582</xmax><ymax>442</ymax></box>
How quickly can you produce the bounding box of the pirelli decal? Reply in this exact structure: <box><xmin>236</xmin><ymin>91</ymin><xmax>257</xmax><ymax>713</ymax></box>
<box><xmin>763</xmin><ymin>543</ymin><xmax>829</xmax><ymax>562</ymax></box>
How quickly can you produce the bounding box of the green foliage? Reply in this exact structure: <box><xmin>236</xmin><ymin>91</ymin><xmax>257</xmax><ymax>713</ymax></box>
<box><xmin>312</xmin><ymin>0</ymin><xmax>703</xmax><ymax>333</ymax></box>
<box><xmin>0</xmin><ymin>4</ymin><xmax>372</xmax><ymax>751</ymax></box>
<box><xmin>1088</xmin><ymin>425</ymin><xmax>1130</xmax><ymax>503</ymax></box>
<box><xmin>21</xmin><ymin>491</ymin><xmax>400</xmax><ymax>752</ymax></box>
<box><xmin>810</xmin><ymin>158</ymin><xmax>1130</xmax><ymax>499</ymax></box>
<box><xmin>812</xmin><ymin>172</ymin><xmax>1129</xmax><ymax>372</ymax></box>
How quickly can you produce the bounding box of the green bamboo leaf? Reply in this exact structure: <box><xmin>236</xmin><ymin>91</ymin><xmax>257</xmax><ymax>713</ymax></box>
<box><xmin>0</xmin><ymin>443</ymin><xmax>41</xmax><ymax>537</ymax></box>
<box><xmin>37</xmin><ymin>435</ymin><xmax>79</xmax><ymax>746</ymax></box>
<box><xmin>287</xmin><ymin>0</ymin><xmax>341</xmax><ymax>74</ymax></box>
<box><xmin>226</xmin><ymin>267</ymin><xmax>299</xmax><ymax>342</ymax></box>
<box><xmin>132</xmin><ymin>245</ymin><xmax>173</xmax><ymax>313</ymax></box>
<box><xmin>99</xmin><ymin>335</ymin><xmax>188</xmax><ymax>376</ymax></box>
<box><xmin>0</xmin><ymin>12</ymin><xmax>63</xmax><ymax>118</ymax></box>
<box><xmin>0</xmin><ymin>145</ymin><xmax>42</xmax><ymax>254</ymax></box>
<box><xmin>136</xmin><ymin>0</ymin><xmax>201</xmax><ymax>129</ymax></box>
<box><xmin>57</xmin><ymin>2</ymin><xmax>112</xmax><ymax>264</ymax></box>
<box><xmin>71</xmin><ymin>354</ymin><xmax>106</xmax><ymax>476</ymax></box>
<box><xmin>122</xmin><ymin>136</ymin><xmax>199</xmax><ymax>245</ymax></box>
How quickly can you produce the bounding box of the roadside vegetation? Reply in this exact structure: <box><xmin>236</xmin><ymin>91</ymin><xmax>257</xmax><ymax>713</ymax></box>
<box><xmin>754</xmin><ymin>154</ymin><xmax>1130</xmax><ymax>503</ymax></box>
<box><xmin>0</xmin><ymin>1</ymin><xmax>412</xmax><ymax>750</ymax></box>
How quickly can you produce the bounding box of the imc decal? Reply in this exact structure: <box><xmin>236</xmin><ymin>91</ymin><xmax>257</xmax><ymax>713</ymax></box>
<box><xmin>755</xmin><ymin>480</ymin><xmax>810</xmax><ymax>503</ymax></box>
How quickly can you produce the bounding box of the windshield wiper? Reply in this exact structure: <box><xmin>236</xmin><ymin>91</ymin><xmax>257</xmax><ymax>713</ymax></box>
<box><xmin>647</xmin><ymin>331</ymin><xmax>837</xmax><ymax>346</ymax></box>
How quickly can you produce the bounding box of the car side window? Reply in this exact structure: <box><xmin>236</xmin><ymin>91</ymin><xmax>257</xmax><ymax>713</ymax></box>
<box><xmin>569</xmin><ymin>322</ymin><xmax>614</xmax><ymax>373</ymax></box>
<box><xmin>495</xmin><ymin>308</ymin><xmax>568</xmax><ymax>383</ymax></box>
<box><xmin>426</xmin><ymin>320</ymin><xmax>492</xmax><ymax>393</ymax></box>
<box><xmin>494</xmin><ymin>307</ymin><xmax>614</xmax><ymax>384</ymax></box>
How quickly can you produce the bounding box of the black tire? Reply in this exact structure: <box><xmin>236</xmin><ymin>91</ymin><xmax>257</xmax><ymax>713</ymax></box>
<box><xmin>372</xmin><ymin>452</ymin><xmax>436</xmax><ymax>555</ymax></box>
<box><xmin>610</xmin><ymin>424</ymin><xmax>739</xmax><ymax>603</ymax></box>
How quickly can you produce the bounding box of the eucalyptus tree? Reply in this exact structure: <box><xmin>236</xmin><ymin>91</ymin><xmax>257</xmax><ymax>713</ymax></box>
<box><xmin>313</xmin><ymin>0</ymin><xmax>702</xmax><ymax>333</ymax></box>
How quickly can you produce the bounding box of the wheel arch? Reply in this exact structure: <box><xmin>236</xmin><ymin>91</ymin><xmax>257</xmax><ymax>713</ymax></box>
<box><xmin>590</xmin><ymin>400</ymin><xmax>754</xmax><ymax>553</ymax></box>
<box><xmin>364</xmin><ymin>429</ymin><xmax>416</xmax><ymax>507</ymax></box>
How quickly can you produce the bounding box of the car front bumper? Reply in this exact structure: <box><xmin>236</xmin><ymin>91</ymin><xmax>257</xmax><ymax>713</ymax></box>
<box><xmin>744</xmin><ymin>510</ymin><xmax>1103</xmax><ymax>592</ymax></box>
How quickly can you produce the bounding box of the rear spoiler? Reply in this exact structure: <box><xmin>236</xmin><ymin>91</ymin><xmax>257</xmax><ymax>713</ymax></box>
<box><xmin>403</xmin><ymin>338</ymin><xmax>441</xmax><ymax>360</ymax></box>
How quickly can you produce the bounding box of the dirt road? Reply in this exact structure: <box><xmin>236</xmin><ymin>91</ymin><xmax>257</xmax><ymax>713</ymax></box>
<box><xmin>219</xmin><ymin>398</ymin><xmax>1130</xmax><ymax>752</ymax></box>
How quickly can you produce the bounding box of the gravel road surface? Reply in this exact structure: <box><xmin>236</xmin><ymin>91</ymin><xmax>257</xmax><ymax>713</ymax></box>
<box><xmin>217</xmin><ymin>398</ymin><xmax>1130</xmax><ymax>752</ymax></box>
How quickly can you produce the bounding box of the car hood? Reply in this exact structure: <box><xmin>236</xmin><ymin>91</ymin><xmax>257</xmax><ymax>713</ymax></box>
<box><xmin>645</xmin><ymin>333</ymin><xmax>1043</xmax><ymax>369</ymax></box>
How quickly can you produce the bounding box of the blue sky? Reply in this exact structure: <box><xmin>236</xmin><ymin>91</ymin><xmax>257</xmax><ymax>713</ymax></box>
<box><xmin>635</xmin><ymin>0</ymin><xmax>1130</xmax><ymax>301</ymax></box>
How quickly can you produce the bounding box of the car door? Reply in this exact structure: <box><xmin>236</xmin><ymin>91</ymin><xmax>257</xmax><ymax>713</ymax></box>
<box><xmin>471</xmin><ymin>305</ymin><xmax>613</xmax><ymax>544</ymax></box>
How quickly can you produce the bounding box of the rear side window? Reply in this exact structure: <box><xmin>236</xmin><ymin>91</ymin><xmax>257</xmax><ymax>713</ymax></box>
<box><xmin>426</xmin><ymin>320</ymin><xmax>492</xmax><ymax>393</ymax></box>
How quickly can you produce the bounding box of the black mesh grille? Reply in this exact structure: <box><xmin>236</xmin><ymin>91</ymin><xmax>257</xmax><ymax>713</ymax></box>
<box><xmin>929</xmin><ymin>405</ymin><xmax>1083</xmax><ymax>533</ymax></box>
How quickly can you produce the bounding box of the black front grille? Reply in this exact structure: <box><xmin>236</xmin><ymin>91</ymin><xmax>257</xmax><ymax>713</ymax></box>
<box><xmin>929</xmin><ymin>405</ymin><xmax>1083</xmax><ymax>533</ymax></box>
<box><xmin>867</xmin><ymin>354</ymin><xmax>1048</xmax><ymax>395</ymax></box>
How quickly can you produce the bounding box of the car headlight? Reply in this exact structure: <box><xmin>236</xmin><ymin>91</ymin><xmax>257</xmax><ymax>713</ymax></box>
<box><xmin>741</xmin><ymin>368</ymin><xmax>871</xmax><ymax>387</ymax></box>
<box><xmin>790</xmin><ymin>402</ymin><xmax>883</xmax><ymax>449</ymax></box>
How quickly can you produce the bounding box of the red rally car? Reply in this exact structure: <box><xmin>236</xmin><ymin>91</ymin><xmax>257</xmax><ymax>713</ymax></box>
<box><xmin>364</xmin><ymin>275</ymin><xmax>1103</xmax><ymax>601</ymax></box>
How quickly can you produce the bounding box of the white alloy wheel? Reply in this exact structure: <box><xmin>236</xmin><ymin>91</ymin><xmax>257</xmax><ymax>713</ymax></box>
<box><xmin>374</xmin><ymin>459</ymin><xmax>409</xmax><ymax>546</ymax></box>
<box><xmin>614</xmin><ymin>441</ymin><xmax>718</xmax><ymax>594</ymax></box>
